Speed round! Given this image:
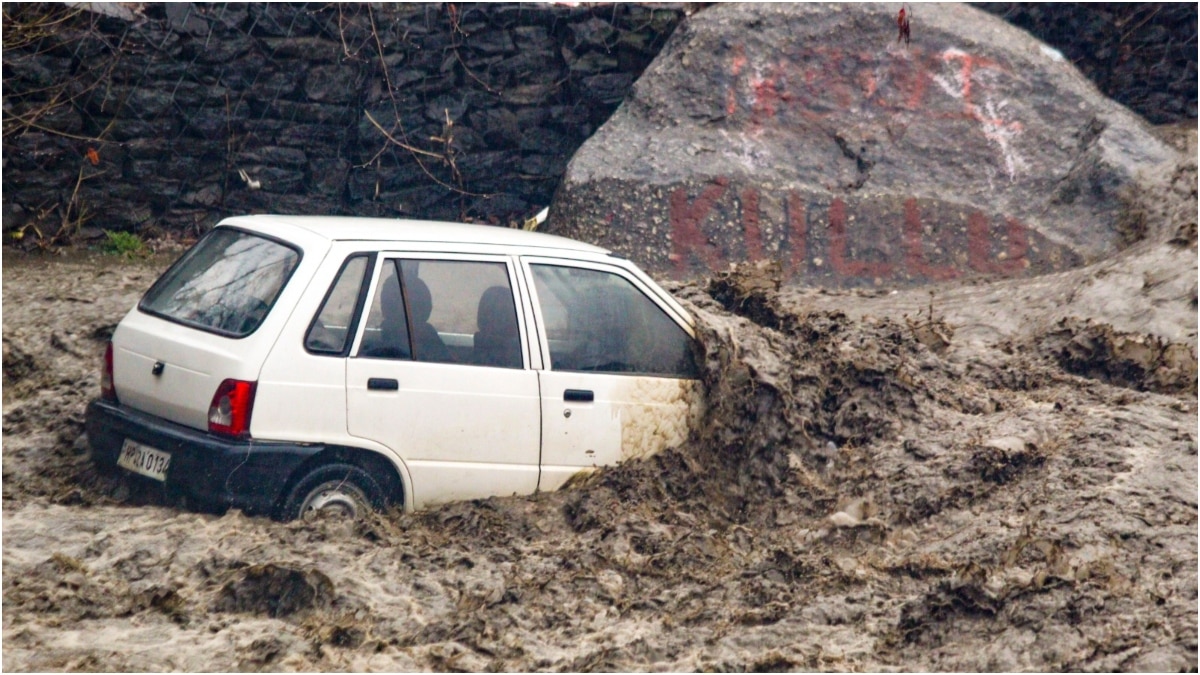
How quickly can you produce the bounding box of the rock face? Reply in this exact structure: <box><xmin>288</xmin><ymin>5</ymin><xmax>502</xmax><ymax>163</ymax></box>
<box><xmin>547</xmin><ymin>3</ymin><xmax>1180</xmax><ymax>288</ymax></box>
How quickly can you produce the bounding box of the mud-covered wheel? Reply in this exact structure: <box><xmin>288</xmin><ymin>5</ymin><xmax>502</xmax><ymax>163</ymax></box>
<box><xmin>280</xmin><ymin>463</ymin><xmax>385</xmax><ymax>522</ymax></box>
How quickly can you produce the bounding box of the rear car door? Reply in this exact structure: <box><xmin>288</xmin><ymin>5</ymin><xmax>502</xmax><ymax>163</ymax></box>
<box><xmin>345</xmin><ymin>253</ymin><xmax>541</xmax><ymax>508</ymax></box>
<box><xmin>523</xmin><ymin>258</ymin><xmax>704</xmax><ymax>491</ymax></box>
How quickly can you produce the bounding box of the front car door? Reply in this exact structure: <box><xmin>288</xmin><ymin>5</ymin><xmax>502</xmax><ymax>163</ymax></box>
<box><xmin>345</xmin><ymin>253</ymin><xmax>541</xmax><ymax>508</ymax></box>
<box><xmin>523</xmin><ymin>258</ymin><xmax>704</xmax><ymax>491</ymax></box>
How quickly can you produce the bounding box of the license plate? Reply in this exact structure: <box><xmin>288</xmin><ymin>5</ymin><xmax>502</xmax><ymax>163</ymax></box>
<box><xmin>117</xmin><ymin>439</ymin><xmax>171</xmax><ymax>482</ymax></box>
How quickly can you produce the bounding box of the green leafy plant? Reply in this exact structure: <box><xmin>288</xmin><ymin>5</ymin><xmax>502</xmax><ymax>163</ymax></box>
<box><xmin>101</xmin><ymin>230</ymin><xmax>148</xmax><ymax>257</ymax></box>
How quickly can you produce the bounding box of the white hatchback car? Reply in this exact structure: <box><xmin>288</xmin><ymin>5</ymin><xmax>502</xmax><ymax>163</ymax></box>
<box><xmin>86</xmin><ymin>215</ymin><xmax>704</xmax><ymax>520</ymax></box>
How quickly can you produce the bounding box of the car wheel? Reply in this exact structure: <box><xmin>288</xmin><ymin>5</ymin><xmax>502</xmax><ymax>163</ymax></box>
<box><xmin>280</xmin><ymin>463</ymin><xmax>385</xmax><ymax>522</ymax></box>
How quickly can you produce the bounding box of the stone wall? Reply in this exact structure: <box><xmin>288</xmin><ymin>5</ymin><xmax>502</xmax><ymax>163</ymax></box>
<box><xmin>975</xmin><ymin>2</ymin><xmax>1197</xmax><ymax>124</ymax></box>
<box><xmin>1</xmin><ymin>3</ymin><xmax>684</xmax><ymax>242</ymax></box>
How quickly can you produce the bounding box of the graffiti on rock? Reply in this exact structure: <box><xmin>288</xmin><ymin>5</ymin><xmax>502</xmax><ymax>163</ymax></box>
<box><xmin>665</xmin><ymin>178</ymin><xmax>1068</xmax><ymax>285</ymax></box>
<box><xmin>722</xmin><ymin>43</ymin><xmax>1027</xmax><ymax>181</ymax></box>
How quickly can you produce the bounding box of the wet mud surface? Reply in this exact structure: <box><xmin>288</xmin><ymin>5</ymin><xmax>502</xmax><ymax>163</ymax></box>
<box><xmin>3</xmin><ymin>140</ymin><xmax>1196</xmax><ymax>670</ymax></box>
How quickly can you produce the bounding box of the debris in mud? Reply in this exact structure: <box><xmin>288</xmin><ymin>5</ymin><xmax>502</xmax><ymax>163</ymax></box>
<box><xmin>215</xmin><ymin>564</ymin><xmax>334</xmax><ymax>618</ymax></box>
<box><xmin>904</xmin><ymin>292</ymin><xmax>955</xmax><ymax>354</ymax></box>
<box><xmin>1116</xmin><ymin>185</ymin><xmax>1151</xmax><ymax>246</ymax></box>
<box><xmin>705</xmin><ymin>259</ymin><xmax>785</xmax><ymax>329</ymax></box>
<box><xmin>302</xmin><ymin>613</ymin><xmax>367</xmax><ymax>649</ymax></box>
<box><xmin>968</xmin><ymin>437</ymin><xmax>1045</xmax><ymax>485</ymax></box>
<box><xmin>2</xmin><ymin>550</ymin><xmax>187</xmax><ymax>624</ymax></box>
<box><xmin>896</xmin><ymin>568</ymin><xmax>1006</xmax><ymax>647</ymax></box>
<box><xmin>827</xmin><ymin>497</ymin><xmax>886</xmax><ymax>530</ymax></box>
<box><xmin>1</xmin><ymin>337</ymin><xmax>41</xmax><ymax>388</ymax></box>
<box><xmin>1166</xmin><ymin>158</ymin><xmax>1198</xmax><ymax>247</ymax></box>
<box><xmin>1038</xmin><ymin>317</ymin><xmax>1198</xmax><ymax>395</ymax></box>
<box><xmin>1171</xmin><ymin>218</ymin><xmax>1199</xmax><ymax>247</ymax></box>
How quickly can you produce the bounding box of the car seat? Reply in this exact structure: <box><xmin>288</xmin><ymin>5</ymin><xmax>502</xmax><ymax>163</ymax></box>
<box><xmin>405</xmin><ymin>276</ymin><xmax>453</xmax><ymax>363</ymax></box>
<box><xmin>473</xmin><ymin>285</ymin><xmax>522</xmax><ymax>368</ymax></box>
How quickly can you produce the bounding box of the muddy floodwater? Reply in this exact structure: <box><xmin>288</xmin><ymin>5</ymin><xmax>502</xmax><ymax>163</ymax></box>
<box><xmin>3</xmin><ymin>139</ymin><xmax>1197</xmax><ymax>671</ymax></box>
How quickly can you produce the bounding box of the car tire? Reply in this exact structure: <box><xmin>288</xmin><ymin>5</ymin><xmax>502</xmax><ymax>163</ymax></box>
<box><xmin>279</xmin><ymin>463</ymin><xmax>386</xmax><ymax>522</ymax></box>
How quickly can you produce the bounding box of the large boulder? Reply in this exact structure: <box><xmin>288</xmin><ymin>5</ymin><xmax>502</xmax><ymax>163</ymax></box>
<box><xmin>547</xmin><ymin>3</ymin><xmax>1180</xmax><ymax>287</ymax></box>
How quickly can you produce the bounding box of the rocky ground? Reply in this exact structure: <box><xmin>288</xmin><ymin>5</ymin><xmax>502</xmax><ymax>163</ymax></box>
<box><xmin>2</xmin><ymin>128</ymin><xmax>1196</xmax><ymax>671</ymax></box>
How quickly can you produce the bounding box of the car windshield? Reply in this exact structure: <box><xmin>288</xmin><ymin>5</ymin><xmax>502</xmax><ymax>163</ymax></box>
<box><xmin>139</xmin><ymin>228</ymin><xmax>300</xmax><ymax>337</ymax></box>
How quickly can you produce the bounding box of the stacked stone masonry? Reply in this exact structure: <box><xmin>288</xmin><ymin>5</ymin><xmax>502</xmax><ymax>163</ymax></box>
<box><xmin>1</xmin><ymin>3</ymin><xmax>684</xmax><ymax>239</ymax></box>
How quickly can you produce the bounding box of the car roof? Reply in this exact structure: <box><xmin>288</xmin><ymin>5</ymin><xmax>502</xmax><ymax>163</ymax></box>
<box><xmin>220</xmin><ymin>214</ymin><xmax>610</xmax><ymax>254</ymax></box>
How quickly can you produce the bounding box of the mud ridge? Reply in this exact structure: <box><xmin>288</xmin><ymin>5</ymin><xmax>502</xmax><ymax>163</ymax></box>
<box><xmin>1036</xmin><ymin>317</ymin><xmax>1198</xmax><ymax>395</ymax></box>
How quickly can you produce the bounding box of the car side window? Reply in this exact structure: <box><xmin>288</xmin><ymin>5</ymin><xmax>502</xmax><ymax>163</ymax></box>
<box><xmin>357</xmin><ymin>258</ymin><xmax>523</xmax><ymax>368</ymax></box>
<box><xmin>530</xmin><ymin>264</ymin><xmax>699</xmax><ymax>378</ymax></box>
<box><xmin>305</xmin><ymin>255</ymin><xmax>369</xmax><ymax>355</ymax></box>
<box><xmin>358</xmin><ymin>260</ymin><xmax>412</xmax><ymax>359</ymax></box>
<box><xmin>400</xmin><ymin>260</ymin><xmax>522</xmax><ymax>368</ymax></box>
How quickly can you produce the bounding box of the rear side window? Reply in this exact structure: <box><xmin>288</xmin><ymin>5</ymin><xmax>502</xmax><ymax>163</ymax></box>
<box><xmin>140</xmin><ymin>228</ymin><xmax>300</xmax><ymax>338</ymax></box>
<box><xmin>357</xmin><ymin>258</ymin><xmax>522</xmax><ymax>368</ymax></box>
<box><xmin>306</xmin><ymin>255</ymin><xmax>369</xmax><ymax>354</ymax></box>
<box><xmin>530</xmin><ymin>264</ymin><xmax>699</xmax><ymax>378</ymax></box>
<box><xmin>403</xmin><ymin>259</ymin><xmax>522</xmax><ymax>368</ymax></box>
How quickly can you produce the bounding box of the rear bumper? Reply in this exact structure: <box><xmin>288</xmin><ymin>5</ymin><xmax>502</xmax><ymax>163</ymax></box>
<box><xmin>85</xmin><ymin>398</ymin><xmax>321</xmax><ymax>516</ymax></box>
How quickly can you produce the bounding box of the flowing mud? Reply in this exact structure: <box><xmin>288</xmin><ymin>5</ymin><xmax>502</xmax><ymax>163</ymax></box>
<box><xmin>3</xmin><ymin>136</ymin><xmax>1196</xmax><ymax>671</ymax></box>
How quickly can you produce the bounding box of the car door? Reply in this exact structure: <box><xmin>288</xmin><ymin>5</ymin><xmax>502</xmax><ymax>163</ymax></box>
<box><xmin>523</xmin><ymin>258</ymin><xmax>704</xmax><ymax>491</ymax></box>
<box><xmin>345</xmin><ymin>254</ymin><xmax>541</xmax><ymax>509</ymax></box>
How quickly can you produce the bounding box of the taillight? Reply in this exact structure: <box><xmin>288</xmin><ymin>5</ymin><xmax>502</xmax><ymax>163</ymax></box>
<box><xmin>208</xmin><ymin>379</ymin><xmax>257</xmax><ymax>437</ymax></box>
<box><xmin>101</xmin><ymin>342</ymin><xmax>118</xmax><ymax>402</ymax></box>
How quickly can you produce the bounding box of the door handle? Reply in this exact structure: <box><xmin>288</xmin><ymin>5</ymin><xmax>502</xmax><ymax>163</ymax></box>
<box><xmin>367</xmin><ymin>378</ymin><xmax>399</xmax><ymax>391</ymax></box>
<box><xmin>564</xmin><ymin>389</ymin><xmax>594</xmax><ymax>402</ymax></box>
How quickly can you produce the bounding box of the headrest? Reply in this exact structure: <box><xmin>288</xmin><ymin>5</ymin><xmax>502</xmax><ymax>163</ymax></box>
<box><xmin>477</xmin><ymin>285</ymin><xmax>516</xmax><ymax>331</ymax></box>
<box><xmin>406</xmin><ymin>276</ymin><xmax>433</xmax><ymax>323</ymax></box>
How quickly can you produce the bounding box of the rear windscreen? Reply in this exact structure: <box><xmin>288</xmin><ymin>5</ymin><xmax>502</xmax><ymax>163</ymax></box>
<box><xmin>139</xmin><ymin>228</ymin><xmax>301</xmax><ymax>337</ymax></box>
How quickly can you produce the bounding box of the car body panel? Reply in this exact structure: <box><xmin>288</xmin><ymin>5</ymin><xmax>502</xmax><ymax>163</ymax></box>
<box><xmin>536</xmin><ymin>372</ymin><xmax>704</xmax><ymax>491</ymax></box>
<box><xmin>344</xmin><ymin>252</ymin><xmax>542</xmax><ymax>509</ymax></box>
<box><xmin>85</xmin><ymin>398</ymin><xmax>321</xmax><ymax>515</ymax></box>
<box><xmin>112</xmin><ymin>310</ymin><xmax>266</xmax><ymax>430</ymax></box>
<box><xmin>113</xmin><ymin>224</ymin><xmax>332</xmax><ymax>432</ymax></box>
<box><xmin>520</xmin><ymin>255</ymin><xmax>703</xmax><ymax>491</ymax></box>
